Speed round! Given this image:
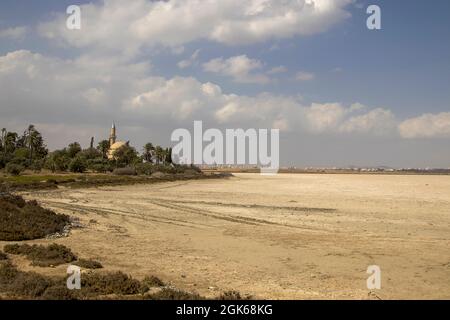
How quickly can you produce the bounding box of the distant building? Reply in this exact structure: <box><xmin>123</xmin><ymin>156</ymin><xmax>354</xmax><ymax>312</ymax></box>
<box><xmin>108</xmin><ymin>122</ymin><xmax>129</xmax><ymax>159</ymax></box>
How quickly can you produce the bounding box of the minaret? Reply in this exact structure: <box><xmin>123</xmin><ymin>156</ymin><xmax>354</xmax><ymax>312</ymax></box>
<box><xmin>109</xmin><ymin>122</ymin><xmax>116</xmax><ymax>146</ymax></box>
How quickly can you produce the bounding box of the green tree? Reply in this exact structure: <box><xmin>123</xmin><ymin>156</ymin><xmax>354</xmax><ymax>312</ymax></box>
<box><xmin>69</xmin><ymin>155</ymin><xmax>88</xmax><ymax>173</ymax></box>
<box><xmin>97</xmin><ymin>140</ymin><xmax>110</xmax><ymax>159</ymax></box>
<box><xmin>113</xmin><ymin>145</ymin><xmax>139</xmax><ymax>168</ymax></box>
<box><xmin>154</xmin><ymin>146</ymin><xmax>164</xmax><ymax>164</ymax></box>
<box><xmin>0</xmin><ymin>128</ymin><xmax>6</xmax><ymax>153</ymax></box>
<box><xmin>20</xmin><ymin>125</ymin><xmax>48</xmax><ymax>163</ymax></box>
<box><xmin>165</xmin><ymin>148</ymin><xmax>173</xmax><ymax>165</ymax></box>
<box><xmin>67</xmin><ymin>142</ymin><xmax>82</xmax><ymax>158</ymax></box>
<box><xmin>80</xmin><ymin>147</ymin><xmax>102</xmax><ymax>160</ymax></box>
<box><xmin>142</xmin><ymin>143</ymin><xmax>155</xmax><ymax>163</ymax></box>
<box><xmin>3</xmin><ymin>131</ymin><xmax>18</xmax><ymax>155</ymax></box>
<box><xmin>45</xmin><ymin>150</ymin><xmax>71</xmax><ymax>172</ymax></box>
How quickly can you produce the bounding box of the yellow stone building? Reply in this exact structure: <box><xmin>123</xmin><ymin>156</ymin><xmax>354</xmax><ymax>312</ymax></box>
<box><xmin>108</xmin><ymin>122</ymin><xmax>128</xmax><ymax>159</ymax></box>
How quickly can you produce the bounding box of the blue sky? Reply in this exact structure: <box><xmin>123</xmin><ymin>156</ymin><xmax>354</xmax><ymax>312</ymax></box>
<box><xmin>1</xmin><ymin>0</ymin><xmax>449</xmax><ymax>167</ymax></box>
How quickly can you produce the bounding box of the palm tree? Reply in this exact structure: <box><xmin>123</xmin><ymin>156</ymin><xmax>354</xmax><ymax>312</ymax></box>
<box><xmin>1</xmin><ymin>128</ymin><xmax>6</xmax><ymax>155</ymax></box>
<box><xmin>154</xmin><ymin>146</ymin><xmax>164</xmax><ymax>164</ymax></box>
<box><xmin>143</xmin><ymin>143</ymin><xmax>155</xmax><ymax>163</ymax></box>
<box><xmin>23</xmin><ymin>125</ymin><xmax>43</xmax><ymax>162</ymax></box>
<box><xmin>165</xmin><ymin>148</ymin><xmax>173</xmax><ymax>165</ymax></box>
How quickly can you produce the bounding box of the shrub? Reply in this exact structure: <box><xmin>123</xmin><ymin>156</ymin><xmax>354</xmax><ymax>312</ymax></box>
<box><xmin>217</xmin><ymin>290</ymin><xmax>250</xmax><ymax>300</ymax></box>
<box><xmin>69</xmin><ymin>156</ymin><xmax>87</xmax><ymax>173</ymax></box>
<box><xmin>4</xmin><ymin>243</ymin><xmax>77</xmax><ymax>267</ymax></box>
<box><xmin>45</xmin><ymin>150</ymin><xmax>71</xmax><ymax>172</ymax></box>
<box><xmin>0</xmin><ymin>251</ymin><xmax>7</xmax><ymax>261</ymax></box>
<box><xmin>87</xmin><ymin>158</ymin><xmax>112</xmax><ymax>173</ymax></box>
<box><xmin>147</xmin><ymin>288</ymin><xmax>204</xmax><ymax>300</ymax></box>
<box><xmin>0</xmin><ymin>261</ymin><xmax>57</xmax><ymax>298</ymax></box>
<box><xmin>81</xmin><ymin>271</ymin><xmax>143</xmax><ymax>296</ymax></box>
<box><xmin>0</xmin><ymin>194</ymin><xmax>70</xmax><ymax>241</ymax></box>
<box><xmin>73</xmin><ymin>259</ymin><xmax>103</xmax><ymax>269</ymax></box>
<box><xmin>41</xmin><ymin>283</ymin><xmax>77</xmax><ymax>300</ymax></box>
<box><xmin>5</xmin><ymin>163</ymin><xmax>25</xmax><ymax>176</ymax></box>
<box><xmin>30</xmin><ymin>159</ymin><xmax>44</xmax><ymax>173</ymax></box>
<box><xmin>113</xmin><ymin>167</ymin><xmax>137</xmax><ymax>176</ymax></box>
<box><xmin>142</xmin><ymin>275</ymin><xmax>165</xmax><ymax>288</ymax></box>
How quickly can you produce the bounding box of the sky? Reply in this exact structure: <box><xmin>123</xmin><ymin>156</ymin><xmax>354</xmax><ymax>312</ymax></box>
<box><xmin>0</xmin><ymin>0</ymin><xmax>449</xmax><ymax>168</ymax></box>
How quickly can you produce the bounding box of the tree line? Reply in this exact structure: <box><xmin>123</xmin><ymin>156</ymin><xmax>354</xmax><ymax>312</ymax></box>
<box><xmin>0</xmin><ymin>125</ymin><xmax>180</xmax><ymax>176</ymax></box>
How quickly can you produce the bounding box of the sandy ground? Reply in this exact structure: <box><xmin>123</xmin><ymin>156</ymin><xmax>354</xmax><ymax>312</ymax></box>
<box><xmin>10</xmin><ymin>173</ymin><xmax>450</xmax><ymax>299</ymax></box>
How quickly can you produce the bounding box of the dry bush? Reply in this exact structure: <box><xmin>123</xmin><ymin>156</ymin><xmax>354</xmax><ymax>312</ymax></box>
<box><xmin>0</xmin><ymin>194</ymin><xmax>69</xmax><ymax>241</ymax></box>
<box><xmin>81</xmin><ymin>271</ymin><xmax>143</xmax><ymax>296</ymax></box>
<box><xmin>0</xmin><ymin>251</ymin><xmax>7</xmax><ymax>260</ymax></box>
<box><xmin>0</xmin><ymin>261</ymin><xmax>74</xmax><ymax>299</ymax></box>
<box><xmin>73</xmin><ymin>259</ymin><xmax>103</xmax><ymax>269</ymax></box>
<box><xmin>147</xmin><ymin>288</ymin><xmax>204</xmax><ymax>300</ymax></box>
<box><xmin>217</xmin><ymin>290</ymin><xmax>251</xmax><ymax>300</ymax></box>
<box><xmin>142</xmin><ymin>275</ymin><xmax>165</xmax><ymax>288</ymax></box>
<box><xmin>4</xmin><ymin>243</ymin><xmax>77</xmax><ymax>267</ymax></box>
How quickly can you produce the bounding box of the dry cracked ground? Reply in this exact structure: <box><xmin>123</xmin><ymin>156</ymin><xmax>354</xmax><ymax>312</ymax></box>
<box><xmin>10</xmin><ymin>173</ymin><xmax>450</xmax><ymax>299</ymax></box>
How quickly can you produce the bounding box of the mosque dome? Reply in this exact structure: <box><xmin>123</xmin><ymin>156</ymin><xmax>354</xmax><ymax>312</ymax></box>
<box><xmin>108</xmin><ymin>141</ymin><xmax>128</xmax><ymax>159</ymax></box>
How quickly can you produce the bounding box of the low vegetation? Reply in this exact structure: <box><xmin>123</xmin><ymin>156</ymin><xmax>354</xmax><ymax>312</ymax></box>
<box><xmin>72</xmin><ymin>259</ymin><xmax>103</xmax><ymax>269</ymax></box>
<box><xmin>217</xmin><ymin>290</ymin><xmax>251</xmax><ymax>300</ymax></box>
<box><xmin>3</xmin><ymin>243</ymin><xmax>77</xmax><ymax>267</ymax></box>
<box><xmin>146</xmin><ymin>288</ymin><xmax>204</xmax><ymax>300</ymax></box>
<box><xmin>142</xmin><ymin>275</ymin><xmax>165</xmax><ymax>288</ymax></box>
<box><xmin>0</xmin><ymin>251</ymin><xmax>7</xmax><ymax>260</ymax></box>
<box><xmin>0</xmin><ymin>260</ymin><xmax>212</xmax><ymax>300</ymax></box>
<box><xmin>0</xmin><ymin>194</ymin><xmax>70</xmax><ymax>241</ymax></box>
<box><xmin>0</xmin><ymin>253</ymin><xmax>249</xmax><ymax>300</ymax></box>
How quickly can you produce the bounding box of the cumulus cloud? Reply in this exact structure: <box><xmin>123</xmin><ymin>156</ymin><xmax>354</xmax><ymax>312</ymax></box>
<box><xmin>339</xmin><ymin>108</ymin><xmax>396</xmax><ymax>135</ymax></box>
<box><xmin>38</xmin><ymin>0</ymin><xmax>353</xmax><ymax>57</ymax></box>
<box><xmin>295</xmin><ymin>71</ymin><xmax>315</xmax><ymax>81</ymax></box>
<box><xmin>399</xmin><ymin>112</ymin><xmax>450</xmax><ymax>138</ymax></box>
<box><xmin>0</xmin><ymin>26</ymin><xmax>27</xmax><ymax>40</ymax></box>
<box><xmin>268</xmin><ymin>66</ymin><xmax>287</xmax><ymax>74</ymax></box>
<box><xmin>203</xmin><ymin>55</ymin><xmax>270</xmax><ymax>84</ymax></box>
<box><xmin>2</xmin><ymin>49</ymin><xmax>444</xmax><ymax>151</ymax></box>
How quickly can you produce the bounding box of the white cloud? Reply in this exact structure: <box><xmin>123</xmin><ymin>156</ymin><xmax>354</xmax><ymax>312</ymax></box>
<box><xmin>268</xmin><ymin>66</ymin><xmax>287</xmax><ymax>74</ymax></box>
<box><xmin>304</xmin><ymin>103</ymin><xmax>346</xmax><ymax>132</ymax></box>
<box><xmin>0</xmin><ymin>26</ymin><xmax>27</xmax><ymax>40</ymax></box>
<box><xmin>38</xmin><ymin>0</ymin><xmax>353</xmax><ymax>57</ymax></box>
<box><xmin>203</xmin><ymin>55</ymin><xmax>270</xmax><ymax>84</ymax></box>
<box><xmin>399</xmin><ymin>112</ymin><xmax>450</xmax><ymax>138</ymax></box>
<box><xmin>3</xmin><ymin>49</ymin><xmax>444</xmax><ymax>148</ymax></box>
<box><xmin>295</xmin><ymin>71</ymin><xmax>315</xmax><ymax>81</ymax></box>
<box><xmin>339</xmin><ymin>108</ymin><xmax>396</xmax><ymax>135</ymax></box>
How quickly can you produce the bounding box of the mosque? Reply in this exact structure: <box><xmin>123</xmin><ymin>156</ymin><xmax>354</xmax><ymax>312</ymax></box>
<box><xmin>108</xmin><ymin>122</ymin><xmax>129</xmax><ymax>159</ymax></box>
